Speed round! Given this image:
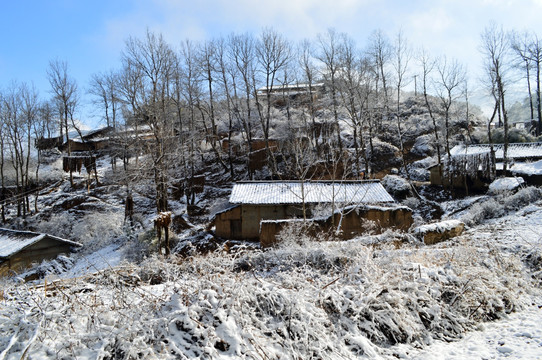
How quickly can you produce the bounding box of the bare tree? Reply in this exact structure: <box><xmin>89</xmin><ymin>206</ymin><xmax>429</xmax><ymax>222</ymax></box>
<box><xmin>511</xmin><ymin>31</ymin><xmax>536</xmax><ymax>131</ymax></box>
<box><xmin>47</xmin><ymin>59</ymin><xmax>78</xmax><ymax>186</ymax></box>
<box><xmin>20</xmin><ymin>83</ymin><xmax>40</xmax><ymax>214</ymax></box>
<box><xmin>527</xmin><ymin>34</ymin><xmax>542</xmax><ymax>135</ymax></box>
<box><xmin>391</xmin><ymin>30</ymin><xmax>413</xmax><ymax>182</ymax></box>
<box><xmin>47</xmin><ymin>59</ymin><xmax>77</xmax><ymax>145</ymax></box>
<box><xmin>254</xmin><ymin>28</ymin><xmax>291</xmax><ymax>176</ymax></box>
<box><xmin>298</xmin><ymin>39</ymin><xmax>321</xmax><ymax>153</ymax></box>
<box><xmin>89</xmin><ymin>70</ymin><xmax>122</xmax><ymax>171</ymax></box>
<box><xmin>316</xmin><ymin>28</ymin><xmax>344</xmax><ymax>153</ymax></box>
<box><xmin>364</xmin><ymin>29</ymin><xmax>393</xmax><ymax>159</ymax></box>
<box><xmin>215</xmin><ymin>36</ymin><xmax>239</xmax><ymax>178</ymax></box>
<box><xmin>117</xmin><ymin>60</ymin><xmax>145</xmax><ymax>169</ymax></box>
<box><xmin>122</xmin><ymin>30</ymin><xmax>176</xmax><ymax>222</ymax></box>
<box><xmin>178</xmin><ymin>39</ymin><xmax>205</xmax><ymax>207</ymax></box>
<box><xmin>336</xmin><ymin>34</ymin><xmax>370</xmax><ymax>178</ymax></box>
<box><xmin>510</xmin><ymin>31</ymin><xmax>542</xmax><ymax>135</ymax></box>
<box><xmin>198</xmin><ymin>39</ymin><xmax>229</xmax><ymax>173</ymax></box>
<box><xmin>89</xmin><ymin>70</ymin><xmax>120</xmax><ymax>129</ymax></box>
<box><xmin>418</xmin><ymin>48</ymin><xmax>442</xmax><ymax>165</ymax></box>
<box><xmin>1</xmin><ymin>83</ymin><xmax>39</xmax><ymax>217</ymax></box>
<box><xmin>38</xmin><ymin>100</ymin><xmax>57</xmax><ymax>139</ymax></box>
<box><xmin>435</xmin><ymin>57</ymin><xmax>466</xmax><ymax>160</ymax></box>
<box><xmin>481</xmin><ymin>23</ymin><xmax>512</xmax><ymax>174</ymax></box>
<box><xmin>228</xmin><ymin>32</ymin><xmax>257</xmax><ymax>178</ymax></box>
<box><xmin>366</xmin><ymin>29</ymin><xmax>392</xmax><ymax>111</ymax></box>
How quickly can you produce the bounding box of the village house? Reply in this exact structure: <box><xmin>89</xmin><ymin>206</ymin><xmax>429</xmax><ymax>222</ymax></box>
<box><xmin>0</xmin><ymin>228</ymin><xmax>82</xmax><ymax>277</ymax></box>
<box><xmin>38</xmin><ymin>125</ymin><xmax>156</xmax><ymax>155</ymax></box>
<box><xmin>35</xmin><ymin>127</ymin><xmax>116</xmax><ymax>153</ymax></box>
<box><xmin>256</xmin><ymin>82</ymin><xmax>325</xmax><ymax>97</ymax></box>
<box><xmin>430</xmin><ymin>142</ymin><xmax>542</xmax><ymax>190</ymax></box>
<box><xmin>214</xmin><ymin>180</ymin><xmax>413</xmax><ymax>247</ymax></box>
<box><xmin>60</xmin><ymin>126</ymin><xmax>116</xmax><ymax>153</ymax></box>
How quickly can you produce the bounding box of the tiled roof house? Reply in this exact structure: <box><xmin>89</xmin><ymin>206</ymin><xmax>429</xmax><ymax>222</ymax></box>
<box><xmin>215</xmin><ymin>180</ymin><xmax>412</xmax><ymax>245</ymax></box>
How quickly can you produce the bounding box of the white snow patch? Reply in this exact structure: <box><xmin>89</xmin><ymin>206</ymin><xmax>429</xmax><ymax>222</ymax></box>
<box><xmin>414</xmin><ymin>219</ymin><xmax>464</xmax><ymax>235</ymax></box>
<box><xmin>401</xmin><ymin>299</ymin><xmax>542</xmax><ymax>360</ymax></box>
<box><xmin>510</xmin><ymin>160</ymin><xmax>542</xmax><ymax>175</ymax></box>
<box><xmin>60</xmin><ymin>243</ymin><xmax>123</xmax><ymax>278</ymax></box>
<box><xmin>489</xmin><ymin>177</ymin><xmax>525</xmax><ymax>193</ymax></box>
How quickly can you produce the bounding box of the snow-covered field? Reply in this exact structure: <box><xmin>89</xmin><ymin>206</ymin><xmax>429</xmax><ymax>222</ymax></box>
<box><xmin>1</xmin><ymin>178</ymin><xmax>542</xmax><ymax>359</ymax></box>
<box><xmin>403</xmin><ymin>299</ymin><xmax>542</xmax><ymax>359</ymax></box>
<box><xmin>393</xmin><ymin>198</ymin><xmax>542</xmax><ymax>359</ymax></box>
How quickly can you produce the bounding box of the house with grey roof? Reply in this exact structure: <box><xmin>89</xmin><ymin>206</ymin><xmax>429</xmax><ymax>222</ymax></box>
<box><xmin>430</xmin><ymin>143</ymin><xmax>542</xmax><ymax>190</ymax></box>
<box><xmin>0</xmin><ymin>228</ymin><xmax>82</xmax><ymax>277</ymax></box>
<box><xmin>215</xmin><ymin>180</ymin><xmax>412</xmax><ymax>246</ymax></box>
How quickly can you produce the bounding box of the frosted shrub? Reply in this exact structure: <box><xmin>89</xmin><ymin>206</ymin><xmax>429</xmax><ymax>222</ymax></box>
<box><xmin>403</xmin><ymin>196</ymin><xmax>420</xmax><ymax>210</ymax></box>
<box><xmin>491</xmin><ymin>127</ymin><xmax>535</xmax><ymax>143</ymax></box>
<box><xmin>382</xmin><ymin>175</ymin><xmax>411</xmax><ymax>199</ymax></box>
<box><xmin>276</xmin><ymin>220</ymin><xmax>319</xmax><ymax>248</ymax></box>
<box><xmin>71</xmin><ymin>211</ymin><xmax>125</xmax><ymax>251</ymax></box>
<box><xmin>411</xmin><ymin>134</ymin><xmax>434</xmax><ymax>157</ymax></box>
<box><xmin>461</xmin><ymin>198</ymin><xmax>502</xmax><ymax>226</ymax></box>
<box><xmin>462</xmin><ymin>186</ymin><xmax>542</xmax><ymax>226</ymax></box>
<box><xmin>121</xmin><ymin>233</ymin><xmax>152</xmax><ymax>263</ymax></box>
<box><xmin>36</xmin><ymin>212</ymin><xmax>76</xmax><ymax>239</ymax></box>
<box><xmin>503</xmin><ymin>186</ymin><xmax>542</xmax><ymax>210</ymax></box>
<box><xmin>0</xmin><ymin>234</ymin><xmax>531</xmax><ymax>359</ymax></box>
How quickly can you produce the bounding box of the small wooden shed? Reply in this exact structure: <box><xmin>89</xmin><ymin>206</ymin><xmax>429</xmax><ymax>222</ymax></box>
<box><xmin>0</xmin><ymin>228</ymin><xmax>82</xmax><ymax>277</ymax></box>
<box><xmin>215</xmin><ymin>180</ymin><xmax>412</xmax><ymax>245</ymax></box>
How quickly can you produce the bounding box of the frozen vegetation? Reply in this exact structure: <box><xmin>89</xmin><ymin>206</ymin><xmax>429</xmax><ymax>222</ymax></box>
<box><xmin>0</xmin><ymin>90</ymin><xmax>540</xmax><ymax>358</ymax></box>
<box><xmin>3</xmin><ymin>22</ymin><xmax>542</xmax><ymax>359</ymax></box>
<box><xmin>1</xmin><ymin>168</ymin><xmax>541</xmax><ymax>358</ymax></box>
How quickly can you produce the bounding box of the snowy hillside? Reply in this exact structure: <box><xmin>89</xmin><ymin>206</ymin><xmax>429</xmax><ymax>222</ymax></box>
<box><xmin>1</xmin><ymin>181</ymin><xmax>541</xmax><ymax>359</ymax></box>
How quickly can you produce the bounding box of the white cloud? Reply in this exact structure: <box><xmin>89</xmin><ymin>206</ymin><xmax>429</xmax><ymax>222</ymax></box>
<box><xmin>96</xmin><ymin>0</ymin><xmax>382</xmax><ymax>50</ymax></box>
<box><xmin>408</xmin><ymin>7</ymin><xmax>453</xmax><ymax>34</ymax></box>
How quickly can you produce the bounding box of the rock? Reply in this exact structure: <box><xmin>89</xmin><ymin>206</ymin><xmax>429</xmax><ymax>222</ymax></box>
<box><xmin>414</xmin><ymin>220</ymin><xmax>465</xmax><ymax>245</ymax></box>
<box><xmin>489</xmin><ymin>177</ymin><xmax>524</xmax><ymax>194</ymax></box>
<box><xmin>411</xmin><ymin>134</ymin><xmax>434</xmax><ymax>157</ymax></box>
<box><xmin>382</xmin><ymin>175</ymin><xmax>411</xmax><ymax>199</ymax></box>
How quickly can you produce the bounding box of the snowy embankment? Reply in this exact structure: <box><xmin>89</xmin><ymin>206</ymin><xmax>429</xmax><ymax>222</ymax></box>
<box><xmin>402</xmin><ymin>198</ymin><xmax>542</xmax><ymax>359</ymax></box>
<box><xmin>0</xmin><ymin>190</ymin><xmax>541</xmax><ymax>358</ymax></box>
<box><xmin>399</xmin><ymin>298</ymin><xmax>542</xmax><ymax>359</ymax></box>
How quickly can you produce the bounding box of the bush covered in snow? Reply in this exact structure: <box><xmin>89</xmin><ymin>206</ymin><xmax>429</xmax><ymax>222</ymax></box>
<box><xmin>404</xmin><ymin>157</ymin><xmax>435</xmax><ymax>182</ymax></box>
<box><xmin>0</xmin><ymin>229</ymin><xmax>531</xmax><ymax>359</ymax></box>
<box><xmin>382</xmin><ymin>175</ymin><xmax>411</xmax><ymax>199</ymax></box>
<box><xmin>370</xmin><ymin>140</ymin><xmax>402</xmax><ymax>172</ymax></box>
<box><xmin>411</xmin><ymin>134</ymin><xmax>434</xmax><ymax>157</ymax></box>
<box><xmin>490</xmin><ymin>127</ymin><xmax>537</xmax><ymax>144</ymax></box>
<box><xmin>36</xmin><ymin>211</ymin><xmax>126</xmax><ymax>253</ymax></box>
<box><xmin>461</xmin><ymin>186</ymin><xmax>542</xmax><ymax>226</ymax></box>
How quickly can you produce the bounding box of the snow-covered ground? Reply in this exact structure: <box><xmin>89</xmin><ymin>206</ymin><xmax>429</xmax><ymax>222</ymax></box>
<box><xmin>1</xmin><ymin>168</ymin><xmax>542</xmax><ymax>358</ymax></box>
<box><xmin>402</xmin><ymin>299</ymin><xmax>542</xmax><ymax>359</ymax></box>
<box><xmin>388</xmin><ymin>198</ymin><xmax>542</xmax><ymax>359</ymax></box>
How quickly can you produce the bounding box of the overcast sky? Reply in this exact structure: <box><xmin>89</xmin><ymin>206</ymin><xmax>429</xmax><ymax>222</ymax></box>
<box><xmin>1</xmin><ymin>0</ymin><xmax>542</xmax><ymax>128</ymax></box>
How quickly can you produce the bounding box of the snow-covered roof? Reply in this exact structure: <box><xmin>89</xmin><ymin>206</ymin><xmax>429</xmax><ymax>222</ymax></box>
<box><xmin>450</xmin><ymin>143</ymin><xmax>542</xmax><ymax>160</ymax></box>
<box><xmin>229</xmin><ymin>181</ymin><xmax>395</xmax><ymax>205</ymax></box>
<box><xmin>0</xmin><ymin>228</ymin><xmax>81</xmax><ymax>260</ymax></box>
<box><xmin>83</xmin><ymin>126</ymin><xmax>115</xmax><ymax>139</ymax></box>
<box><xmin>508</xmin><ymin>160</ymin><xmax>542</xmax><ymax>175</ymax></box>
